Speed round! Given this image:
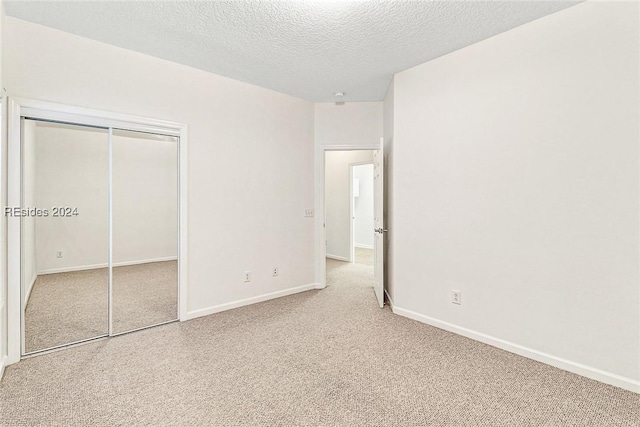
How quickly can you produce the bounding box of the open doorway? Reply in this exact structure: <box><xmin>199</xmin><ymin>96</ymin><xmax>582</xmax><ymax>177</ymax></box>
<box><xmin>324</xmin><ymin>150</ymin><xmax>375</xmax><ymax>294</ymax></box>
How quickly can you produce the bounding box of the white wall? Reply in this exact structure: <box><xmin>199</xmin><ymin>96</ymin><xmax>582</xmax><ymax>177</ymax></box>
<box><xmin>392</xmin><ymin>1</ymin><xmax>639</xmax><ymax>390</ymax></box>
<box><xmin>353</xmin><ymin>164</ymin><xmax>373</xmax><ymax>248</ymax></box>
<box><xmin>33</xmin><ymin>122</ymin><xmax>109</xmax><ymax>273</ymax></box>
<box><xmin>4</xmin><ymin>17</ymin><xmax>315</xmax><ymax>320</ymax></box>
<box><xmin>315</xmin><ymin>102</ymin><xmax>383</xmax><ymax>149</ymax></box>
<box><xmin>325</xmin><ymin>150</ymin><xmax>373</xmax><ymax>260</ymax></box>
<box><xmin>314</xmin><ymin>102</ymin><xmax>382</xmax><ymax>282</ymax></box>
<box><xmin>112</xmin><ymin>129</ymin><xmax>178</xmax><ymax>266</ymax></box>
<box><xmin>27</xmin><ymin>123</ymin><xmax>177</xmax><ymax>274</ymax></box>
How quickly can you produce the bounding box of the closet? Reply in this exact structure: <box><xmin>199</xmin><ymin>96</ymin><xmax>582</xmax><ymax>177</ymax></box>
<box><xmin>20</xmin><ymin>117</ymin><xmax>179</xmax><ymax>355</ymax></box>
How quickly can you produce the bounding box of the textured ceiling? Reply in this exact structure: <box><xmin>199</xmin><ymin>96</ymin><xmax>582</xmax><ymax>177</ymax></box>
<box><xmin>4</xmin><ymin>1</ymin><xmax>579</xmax><ymax>102</ymax></box>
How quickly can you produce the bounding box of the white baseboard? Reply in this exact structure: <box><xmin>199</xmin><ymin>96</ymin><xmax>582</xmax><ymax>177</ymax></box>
<box><xmin>384</xmin><ymin>289</ymin><xmax>394</xmax><ymax>311</ymax></box>
<box><xmin>355</xmin><ymin>244</ymin><xmax>374</xmax><ymax>250</ymax></box>
<box><xmin>186</xmin><ymin>283</ymin><xmax>319</xmax><ymax>320</ymax></box>
<box><xmin>393</xmin><ymin>306</ymin><xmax>640</xmax><ymax>394</ymax></box>
<box><xmin>326</xmin><ymin>254</ymin><xmax>350</xmax><ymax>262</ymax></box>
<box><xmin>38</xmin><ymin>256</ymin><xmax>178</xmax><ymax>275</ymax></box>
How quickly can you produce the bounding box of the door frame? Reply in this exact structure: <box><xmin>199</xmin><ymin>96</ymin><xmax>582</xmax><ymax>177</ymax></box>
<box><xmin>5</xmin><ymin>97</ymin><xmax>189</xmax><ymax>364</ymax></box>
<box><xmin>316</xmin><ymin>145</ymin><xmax>379</xmax><ymax>289</ymax></box>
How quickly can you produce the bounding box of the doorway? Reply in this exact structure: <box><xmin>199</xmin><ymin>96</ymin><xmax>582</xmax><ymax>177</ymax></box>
<box><xmin>324</xmin><ymin>150</ymin><xmax>376</xmax><ymax>300</ymax></box>
<box><xmin>6</xmin><ymin>98</ymin><xmax>188</xmax><ymax>362</ymax></box>
<box><xmin>317</xmin><ymin>141</ymin><xmax>385</xmax><ymax>307</ymax></box>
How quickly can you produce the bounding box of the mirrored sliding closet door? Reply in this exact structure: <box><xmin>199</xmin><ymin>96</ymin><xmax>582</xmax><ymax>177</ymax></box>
<box><xmin>22</xmin><ymin>119</ymin><xmax>109</xmax><ymax>354</ymax></box>
<box><xmin>111</xmin><ymin>129</ymin><xmax>179</xmax><ymax>334</ymax></box>
<box><xmin>21</xmin><ymin>119</ymin><xmax>179</xmax><ymax>355</ymax></box>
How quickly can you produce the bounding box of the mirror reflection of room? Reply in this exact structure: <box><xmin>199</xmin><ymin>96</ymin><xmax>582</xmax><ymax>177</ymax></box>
<box><xmin>21</xmin><ymin>120</ymin><xmax>179</xmax><ymax>355</ymax></box>
<box><xmin>22</xmin><ymin>119</ymin><xmax>109</xmax><ymax>353</ymax></box>
<box><xmin>112</xmin><ymin>129</ymin><xmax>178</xmax><ymax>334</ymax></box>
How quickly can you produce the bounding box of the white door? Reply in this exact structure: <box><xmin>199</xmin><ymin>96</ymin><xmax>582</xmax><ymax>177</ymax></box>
<box><xmin>373</xmin><ymin>139</ymin><xmax>385</xmax><ymax>308</ymax></box>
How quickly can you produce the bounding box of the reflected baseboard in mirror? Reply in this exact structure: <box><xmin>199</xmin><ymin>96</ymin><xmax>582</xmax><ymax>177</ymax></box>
<box><xmin>24</xmin><ymin>260</ymin><xmax>177</xmax><ymax>353</ymax></box>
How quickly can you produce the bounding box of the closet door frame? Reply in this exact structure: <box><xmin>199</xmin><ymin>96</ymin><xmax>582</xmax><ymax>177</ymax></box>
<box><xmin>6</xmin><ymin>97</ymin><xmax>188</xmax><ymax>364</ymax></box>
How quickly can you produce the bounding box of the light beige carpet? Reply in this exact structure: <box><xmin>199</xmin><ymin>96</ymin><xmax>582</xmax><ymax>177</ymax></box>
<box><xmin>2</xmin><ymin>259</ymin><xmax>639</xmax><ymax>426</ymax></box>
<box><xmin>354</xmin><ymin>247</ymin><xmax>374</xmax><ymax>266</ymax></box>
<box><xmin>25</xmin><ymin>261</ymin><xmax>178</xmax><ymax>353</ymax></box>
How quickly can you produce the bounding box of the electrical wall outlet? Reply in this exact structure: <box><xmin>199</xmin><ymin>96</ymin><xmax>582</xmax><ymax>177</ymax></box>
<box><xmin>452</xmin><ymin>290</ymin><xmax>462</xmax><ymax>305</ymax></box>
<box><xmin>56</xmin><ymin>251</ymin><xmax>63</xmax><ymax>259</ymax></box>
<box><xmin>272</xmin><ymin>267</ymin><xmax>278</xmax><ymax>277</ymax></box>
<box><xmin>244</xmin><ymin>271</ymin><xmax>251</xmax><ymax>282</ymax></box>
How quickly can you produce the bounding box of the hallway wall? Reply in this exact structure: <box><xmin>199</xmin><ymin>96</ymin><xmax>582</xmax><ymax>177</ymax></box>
<box><xmin>353</xmin><ymin>163</ymin><xmax>374</xmax><ymax>249</ymax></box>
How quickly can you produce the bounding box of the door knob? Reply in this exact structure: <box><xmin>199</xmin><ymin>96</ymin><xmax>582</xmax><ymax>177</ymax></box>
<box><xmin>374</xmin><ymin>228</ymin><xmax>388</xmax><ymax>233</ymax></box>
